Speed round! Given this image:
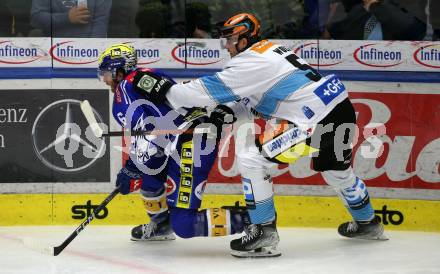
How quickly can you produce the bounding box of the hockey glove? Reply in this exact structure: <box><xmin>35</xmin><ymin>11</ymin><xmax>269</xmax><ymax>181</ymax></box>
<box><xmin>116</xmin><ymin>159</ymin><xmax>143</xmax><ymax>195</ymax></box>
<box><xmin>210</xmin><ymin>105</ymin><xmax>236</xmax><ymax>125</ymax></box>
<box><xmin>209</xmin><ymin>105</ymin><xmax>236</xmax><ymax>138</ymax></box>
<box><xmin>133</xmin><ymin>70</ymin><xmax>174</xmax><ymax>104</ymax></box>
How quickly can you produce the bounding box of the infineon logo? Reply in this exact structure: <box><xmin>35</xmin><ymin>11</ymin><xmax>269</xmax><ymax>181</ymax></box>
<box><xmin>124</xmin><ymin>41</ymin><xmax>161</xmax><ymax>65</ymax></box>
<box><xmin>0</xmin><ymin>40</ymin><xmax>45</xmax><ymax>64</ymax></box>
<box><xmin>293</xmin><ymin>42</ymin><xmax>343</xmax><ymax>67</ymax></box>
<box><xmin>353</xmin><ymin>43</ymin><xmax>402</xmax><ymax>67</ymax></box>
<box><xmin>50</xmin><ymin>41</ymin><xmax>99</xmax><ymax>64</ymax></box>
<box><xmin>136</xmin><ymin>47</ymin><xmax>160</xmax><ymax>65</ymax></box>
<box><xmin>413</xmin><ymin>44</ymin><xmax>440</xmax><ymax>69</ymax></box>
<box><xmin>171</xmin><ymin>42</ymin><xmax>221</xmax><ymax>65</ymax></box>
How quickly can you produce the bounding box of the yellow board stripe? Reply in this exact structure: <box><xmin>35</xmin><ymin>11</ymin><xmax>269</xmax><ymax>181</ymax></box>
<box><xmin>0</xmin><ymin>194</ymin><xmax>439</xmax><ymax>232</ymax></box>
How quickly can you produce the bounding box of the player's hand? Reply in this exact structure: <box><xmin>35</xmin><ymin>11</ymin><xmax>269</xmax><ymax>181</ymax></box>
<box><xmin>209</xmin><ymin>105</ymin><xmax>236</xmax><ymax>139</ymax></box>
<box><xmin>116</xmin><ymin>160</ymin><xmax>143</xmax><ymax>195</ymax></box>
<box><xmin>209</xmin><ymin>105</ymin><xmax>236</xmax><ymax>125</ymax></box>
<box><xmin>133</xmin><ymin>70</ymin><xmax>174</xmax><ymax>103</ymax></box>
<box><xmin>68</xmin><ymin>6</ymin><xmax>90</xmax><ymax>24</ymax></box>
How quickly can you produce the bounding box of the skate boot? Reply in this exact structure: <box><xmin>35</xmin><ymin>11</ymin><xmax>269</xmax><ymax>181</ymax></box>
<box><xmin>230</xmin><ymin>220</ymin><xmax>281</xmax><ymax>258</ymax></box>
<box><xmin>338</xmin><ymin>215</ymin><xmax>388</xmax><ymax>240</ymax></box>
<box><xmin>131</xmin><ymin>218</ymin><xmax>176</xmax><ymax>241</ymax></box>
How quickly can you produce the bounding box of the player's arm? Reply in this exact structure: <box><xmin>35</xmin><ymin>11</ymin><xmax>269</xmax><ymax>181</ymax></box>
<box><xmin>166</xmin><ymin>56</ymin><xmax>269</xmax><ymax>109</ymax></box>
<box><xmin>131</xmin><ymin>69</ymin><xmax>175</xmax><ymax>104</ymax></box>
<box><xmin>133</xmin><ymin>54</ymin><xmax>270</xmax><ymax>109</ymax></box>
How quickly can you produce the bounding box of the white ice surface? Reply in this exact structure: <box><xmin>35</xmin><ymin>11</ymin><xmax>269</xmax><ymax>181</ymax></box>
<box><xmin>0</xmin><ymin>226</ymin><xmax>439</xmax><ymax>274</ymax></box>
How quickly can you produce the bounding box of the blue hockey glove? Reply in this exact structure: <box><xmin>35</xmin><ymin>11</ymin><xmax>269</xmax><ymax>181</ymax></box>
<box><xmin>116</xmin><ymin>159</ymin><xmax>143</xmax><ymax>195</ymax></box>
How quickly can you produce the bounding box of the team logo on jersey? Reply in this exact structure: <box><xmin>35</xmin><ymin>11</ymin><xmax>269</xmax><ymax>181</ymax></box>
<box><xmin>31</xmin><ymin>99</ymin><xmax>106</xmax><ymax>172</ymax></box>
<box><xmin>353</xmin><ymin>43</ymin><xmax>403</xmax><ymax>68</ymax></box>
<box><xmin>294</xmin><ymin>42</ymin><xmax>343</xmax><ymax>67</ymax></box>
<box><xmin>171</xmin><ymin>42</ymin><xmax>222</xmax><ymax>65</ymax></box>
<box><xmin>413</xmin><ymin>44</ymin><xmax>440</xmax><ymax>69</ymax></box>
<box><xmin>0</xmin><ymin>40</ymin><xmax>47</xmax><ymax>64</ymax></box>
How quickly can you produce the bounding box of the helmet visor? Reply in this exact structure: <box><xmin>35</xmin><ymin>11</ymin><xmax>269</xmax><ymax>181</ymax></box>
<box><xmin>97</xmin><ymin>69</ymin><xmax>112</xmax><ymax>82</ymax></box>
<box><xmin>220</xmin><ymin>35</ymin><xmax>239</xmax><ymax>49</ymax></box>
<box><xmin>219</xmin><ymin>22</ymin><xmax>250</xmax><ymax>38</ymax></box>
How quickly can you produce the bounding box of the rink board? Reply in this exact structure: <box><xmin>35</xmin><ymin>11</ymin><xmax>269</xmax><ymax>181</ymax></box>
<box><xmin>0</xmin><ymin>193</ymin><xmax>439</xmax><ymax>232</ymax></box>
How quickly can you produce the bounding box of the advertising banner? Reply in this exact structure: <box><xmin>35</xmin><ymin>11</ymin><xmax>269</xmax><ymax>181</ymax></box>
<box><xmin>0</xmin><ymin>89</ymin><xmax>110</xmax><ymax>182</ymax></box>
<box><xmin>1</xmin><ymin>38</ymin><xmax>439</xmax><ymax>72</ymax></box>
<box><xmin>180</xmin><ymin>39</ymin><xmax>230</xmax><ymax>69</ymax></box>
<box><xmin>0</xmin><ymin>38</ymin><xmax>51</xmax><ymax>67</ymax></box>
<box><xmin>50</xmin><ymin>38</ymin><xmax>186</xmax><ymax>69</ymax></box>
<box><xmin>279</xmin><ymin>40</ymin><xmax>440</xmax><ymax>72</ymax></box>
<box><xmin>207</xmin><ymin>91</ymin><xmax>440</xmax><ymax>190</ymax></box>
<box><xmin>50</xmin><ymin>38</ymin><xmax>228</xmax><ymax>69</ymax></box>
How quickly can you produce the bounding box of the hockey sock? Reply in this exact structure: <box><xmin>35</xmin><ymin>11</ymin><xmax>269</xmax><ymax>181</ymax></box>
<box><xmin>322</xmin><ymin>169</ymin><xmax>374</xmax><ymax>222</ymax></box>
<box><xmin>339</xmin><ymin>177</ymin><xmax>374</xmax><ymax>221</ymax></box>
<box><xmin>241</xmin><ymin>173</ymin><xmax>276</xmax><ymax>224</ymax></box>
<box><xmin>141</xmin><ymin>187</ymin><xmax>169</xmax><ymax>223</ymax></box>
<box><xmin>169</xmin><ymin>207</ymin><xmax>246</xmax><ymax>238</ymax></box>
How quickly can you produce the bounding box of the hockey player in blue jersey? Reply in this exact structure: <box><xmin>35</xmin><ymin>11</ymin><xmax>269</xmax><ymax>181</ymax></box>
<box><xmin>97</xmin><ymin>44</ymin><xmax>247</xmax><ymax>241</ymax></box>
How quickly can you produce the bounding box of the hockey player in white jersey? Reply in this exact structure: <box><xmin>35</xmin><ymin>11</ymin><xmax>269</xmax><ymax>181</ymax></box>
<box><xmin>139</xmin><ymin>13</ymin><xmax>387</xmax><ymax>257</ymax></box>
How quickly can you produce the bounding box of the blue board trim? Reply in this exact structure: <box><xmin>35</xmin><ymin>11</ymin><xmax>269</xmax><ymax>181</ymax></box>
<box><xmin>0</xmin><ymin>67</ymin><xmax>439</xmax><ymax>83</ymax></box>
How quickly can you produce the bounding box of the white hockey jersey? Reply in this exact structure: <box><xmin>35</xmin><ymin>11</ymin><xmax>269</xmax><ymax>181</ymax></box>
<box><xmin>166</xmin><ymin>40</ymin><xmax>348</xmax><ymax>129</ymax></box>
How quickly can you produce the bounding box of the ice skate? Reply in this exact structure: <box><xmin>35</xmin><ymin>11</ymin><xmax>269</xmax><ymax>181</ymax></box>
<box><xmin>230</xmin><ymin>221</ymin><xmax>281</xmax><ymax>258</ymax></box>
<box><xmin>338</xmin><ymin>215</ymin><xmax>388</xmax><ymax>240</ymax></box>
<box><xmin>131</xmin><ymin>219</ymin><xmax>176</xmax><ymax>241</ymax></box>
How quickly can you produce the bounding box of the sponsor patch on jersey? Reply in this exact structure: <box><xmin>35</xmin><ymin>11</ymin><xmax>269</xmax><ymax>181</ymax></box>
<box><xmin>313</xmin><ymin>75</ymin><xmax>345</xmax><ymax>105</ymax></box>
<box><xmin>242</xmin><ymin>178</ymin><xmax>255</xmax><ymax>207</ymax></box>
<box><xmin>178</xmin><ymin>192</ymin><xmax>191</xmax><ymax>206</ymax></box>
<box><xmin>137</xmin><ymin>74</ymin><xmax>157</xmax><ymax>93</ymax></box>
<box><xmin>301</xmin><ymin>105</ymin><xmax>315</xmax><ymax>119</ymax></box>
<box><xmin>166</xmin><ymin>176</ymin><xmax>177</xmax><ymax>195</ymax></box>
<box><xmin>250</xmin><ymin>40</ymin><xmax>274</xmax><ymax>54</ymax></box>
<box><xmin>176</xmin><ymin>140</ymin><xmax>194</xmax><ymax>209</ymax></box>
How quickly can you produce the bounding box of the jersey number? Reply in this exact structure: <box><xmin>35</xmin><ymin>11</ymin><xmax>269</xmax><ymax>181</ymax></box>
<box><xmin>285</xmin><ymin>54</ymin><xmax>322</xmax><ymax>82</ymax></box>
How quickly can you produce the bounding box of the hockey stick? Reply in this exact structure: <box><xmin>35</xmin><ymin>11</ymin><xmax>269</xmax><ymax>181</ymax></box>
<box><xmin>80</xmin><ymin>100</ymin><xmax>215</xmax><ymax>138</ymax></box>
<box><xmin>53</xmin><ymin>188</ymin><xmax>120</xmax><ymax>256</ymax></box>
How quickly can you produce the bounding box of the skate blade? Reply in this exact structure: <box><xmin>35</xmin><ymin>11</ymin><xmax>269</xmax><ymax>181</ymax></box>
<box><xmin>231</xmin><ymin>247</ymin><xmax>281</xmax><ymax>258</ymax></box>
<box><xmin>131</xmin><ymin>234</ymin><xmax>176</xmax><ymax>241</ymax></box>
<box><xmin>357</xmin><ymin>233</ymin><xmax>389</xmax><ymax>241</ymax></box>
